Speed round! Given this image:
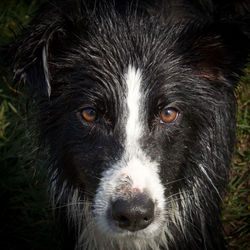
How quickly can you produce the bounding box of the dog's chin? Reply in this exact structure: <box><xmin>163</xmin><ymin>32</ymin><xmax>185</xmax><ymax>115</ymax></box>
<box><xmin>85</xmin><ymin>216</ymin><xmax>167</xmax><ymax>250</ymax></box>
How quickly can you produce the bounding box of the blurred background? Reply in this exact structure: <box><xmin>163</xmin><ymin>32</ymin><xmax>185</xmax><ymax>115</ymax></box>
<box><xmin>0</xmin><ymin>0</ymin><xmax>249</xmax><ymax>249</ymax></box>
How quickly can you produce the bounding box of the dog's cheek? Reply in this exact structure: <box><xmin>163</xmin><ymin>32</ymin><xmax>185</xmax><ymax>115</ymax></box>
<box><xmin>145</xmin><ymin>125</ymin><xmax>189</xmax><ymax>184</ymax></box>
<box><xmin>56</xmin><ymin>150</ymin><xmax>105</xmax><ymax>198</ymax></box>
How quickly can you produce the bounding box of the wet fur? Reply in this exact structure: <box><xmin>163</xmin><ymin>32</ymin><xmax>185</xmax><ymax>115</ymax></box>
<box><xmin>12</xmin><ymin>0</ymin><xmax>249</xmax><ymax>249</ymax></box>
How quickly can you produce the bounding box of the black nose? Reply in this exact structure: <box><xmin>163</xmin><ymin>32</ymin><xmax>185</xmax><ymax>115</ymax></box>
<box><xmin>111</xmin><ymin>193</ymin><xmax>155</xmax><ymax>232</ymax></box>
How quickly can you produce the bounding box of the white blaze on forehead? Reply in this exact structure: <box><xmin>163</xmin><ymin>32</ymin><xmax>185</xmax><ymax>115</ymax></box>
<box><xmin>123</xmin><ymin>65</ymin><xmax>160</xmax><ymax>192</ymax></box>
<box><xmin>123</xmin><ymin>65</ymin><xmax>151</xmax><ymax>191</ymax></box>
<box><xmin>125</xmin><ymin>65</ymin><xmax>143</xmax><ymax>149</ymax></box>
<box><xmin>93</xmin><ymin>65</ymin><xmax>165</xmax><ymax>234</ymax></box>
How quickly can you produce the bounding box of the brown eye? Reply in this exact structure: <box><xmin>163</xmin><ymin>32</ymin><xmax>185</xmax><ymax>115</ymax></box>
<box><xmin>160</xmin><ymin>108</ymin><xmax>179</xmax><ymax>123</ymax></box>
<box><xmin>81</xmin><ymin>108</ymin><xmax>97</xmax><ymax>122</ymax></box>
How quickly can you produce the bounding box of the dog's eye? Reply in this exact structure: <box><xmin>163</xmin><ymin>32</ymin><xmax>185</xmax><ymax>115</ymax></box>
<box><xmin>81</xmin><ymin>108</ymin><xmax>97</xmax><ymax>122</ymax></box>
<box><xmin>160</xmin><ymin>108</ymin><xmax>179</xmax><ymax>123</ymax></box>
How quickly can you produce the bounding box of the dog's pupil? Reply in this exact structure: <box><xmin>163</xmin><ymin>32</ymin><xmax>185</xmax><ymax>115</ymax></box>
<box><xmin>165</xmin><ymin>109</ymin><xmax>173</xmax><ymax>116</ymax></box>
<box><xmin>82</xmin><ymin>108</ymin><xmax>96</xmax><ymax>121</ymax></box>
<box><xmin>87</xmin><ymin>109</ymin><xmax>95</xmax><ymax>116</ymax></box>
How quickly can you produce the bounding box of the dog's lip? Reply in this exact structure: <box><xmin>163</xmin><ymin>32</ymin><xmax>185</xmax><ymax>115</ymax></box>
<box><xmin>105</xmin><ymin>219</ymin><xmax>164</xmax><ymax>239</ymax></box>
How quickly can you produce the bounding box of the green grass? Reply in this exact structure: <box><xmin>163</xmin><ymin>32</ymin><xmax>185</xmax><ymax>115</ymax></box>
<box><xmin>0</xmin><ymin>1</ymin><xmax>249</xmax><ymax>249</ymax></box>
<box><xmin>222</xmin><ymin>66</ymin><xmax>250</xmax><ymax>250</ymax></box>
<box><xmin>0</xmin><ymin>1</ymin><xmax>62</xmax><ymax>249</ymax></box>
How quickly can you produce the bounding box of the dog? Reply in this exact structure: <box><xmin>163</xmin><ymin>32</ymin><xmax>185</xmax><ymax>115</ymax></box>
<box><xmin>12</xmin><ymin>0</ymin><xmax>249</xmax><ymax>249</ymax></box>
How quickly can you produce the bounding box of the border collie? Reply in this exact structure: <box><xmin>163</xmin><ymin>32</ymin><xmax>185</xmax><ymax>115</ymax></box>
<box><xmin>12</xmin><ymin>0</ymin><xmax>249</xmax><ymax>249</ymax></box>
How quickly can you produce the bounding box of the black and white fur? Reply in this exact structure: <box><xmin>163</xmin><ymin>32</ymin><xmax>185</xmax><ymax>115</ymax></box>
<box><xmin>12</xmin><ymin>0</ymin><xmax>249</xmax><ymax>249</ymax></box>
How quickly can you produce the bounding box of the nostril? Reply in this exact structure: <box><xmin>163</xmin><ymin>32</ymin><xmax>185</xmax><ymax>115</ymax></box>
<box><xmin>114</xmin><ymin>215</ymin><xmax>130</xmax><ymax>228</ymax></box>
<box><xmin>111</xmin><ymin>193</ymin><xmax>155</xmax><ymax>232</ymax></box>
<box><xmin>118</xmin><ymin>216</ymin><xmax>128</xmax><ymax>222</ymax></box>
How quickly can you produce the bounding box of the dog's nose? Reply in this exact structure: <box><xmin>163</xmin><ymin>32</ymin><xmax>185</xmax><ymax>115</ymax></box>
<box><xmin>111</xmin><ymin>193</ymin><xmax>155</xmax><ymax>231</ymax></box>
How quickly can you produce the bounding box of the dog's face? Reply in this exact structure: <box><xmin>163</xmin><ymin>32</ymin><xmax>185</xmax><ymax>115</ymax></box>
<box><xmin>43</xmin><ymin>17</ymin><xmax>219</xmax><ymax>238</ymax></box>
<box><xmin>13</xmin><ymin>0</ymin><xmax>249</xmax><ymax>249</ymax></box>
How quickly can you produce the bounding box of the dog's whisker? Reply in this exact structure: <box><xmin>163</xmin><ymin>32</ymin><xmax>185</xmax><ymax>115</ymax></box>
<box><xmin>163</xmin><ymin>177</ymin><xmax>188</xmax><ymax>186</ymax></box>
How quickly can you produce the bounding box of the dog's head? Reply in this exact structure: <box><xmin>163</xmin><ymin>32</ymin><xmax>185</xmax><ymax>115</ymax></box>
<box><xmin>13</xmin><ymin>0</ymin><xmax>249</xmax><ymax>248</ymax></box>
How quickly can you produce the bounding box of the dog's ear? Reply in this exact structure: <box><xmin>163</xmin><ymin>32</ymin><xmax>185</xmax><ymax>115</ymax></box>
<box><xmin>184</xmin><ymin>0</ymin><xmax>250</xmax><ymax>86</ymax></box>
<box><xmin>188</xmin><ymin>23</ymin><xmax>249</xmax><ymax>85</ymax></box>
<box><xmin>12</xmin><ymin>7</ymin><xmax>64</xmax><ymax>98</ymax></box>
